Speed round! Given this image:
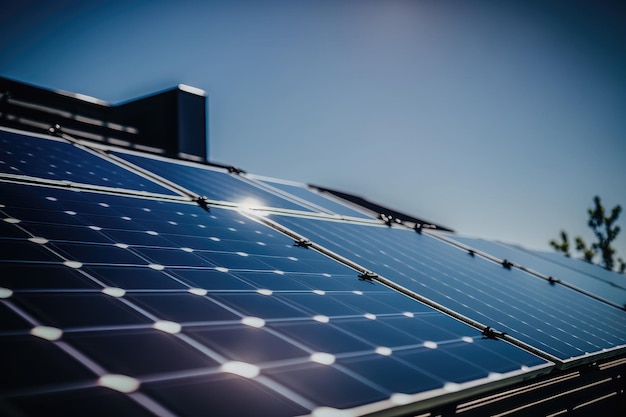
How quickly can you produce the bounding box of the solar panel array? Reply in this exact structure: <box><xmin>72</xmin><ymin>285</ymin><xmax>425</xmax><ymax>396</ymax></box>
<box><xmin>525</xmin><ymin>246</ymin><xmax>626</xmax><ymax>292</ymax></box>
<box><xmin>447</xmin><ymin>235</ymin><xmax>626</xmax><ymax>309</ymax></box>
<box><xmin>1</xmin><ymin>127</ymin><xmax>625</xmax><ymax>417</ymax></box>
<box><xmin>272</xmin><ymin>217</ymin><xmax>626</xmax><ymax>364</ymax></box>
<box><xmin>111</xmin><ymin>151</ymin><xmax>320</xmax><ymax>213</ymax></box>
<box><xmin>248</xmin><ymin>176</ymin><xmax>373</xmax><ymax>220</ymax></box>
<box><xmin>0</xmin><ymin>130</ymin><xmax>178</xmax><ymax>196</ymax></box>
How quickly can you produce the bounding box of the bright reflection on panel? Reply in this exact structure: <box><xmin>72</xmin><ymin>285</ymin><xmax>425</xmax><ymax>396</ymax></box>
<box><xmin>102</xmin><ymin>287</ymin><xmax>126</xmax><ymax>298</ymax></box>
<box><xmin>311</xmin><ymin>407</ymin><xmax>354</xmax><ymax>417</ymax></box>
<box><xmin>257</xmin><ymin>289</ymin><xmax>273</xmax><ymax>296</ymax></box>
<box><xmin>30</xmin><ymin>326</ymin><xmax>63</xmax><ymax>341</ymax></box>
<box><xmin>423</xmin><ymin>341</ymin><xmax>438</xmax><ymax>349</ymax></box>
<box><xmin>310</xmin><ymin>352</ymin><xmax>336</xmax><ymax>365</ymax></box>
<box><xmin>443</xmin><ymin>382</ymin><xmax>461</xmax><ymax>392</ymax></box>
<box><xmin>152</xmin><ymin>320</ymin><xmax>182</xmax><ymax>334</ymax></box>
<box><xmin>98</xmin><ymin>374</ymin><xmax>140</xmax><ymax>393</ymax></box>
<box><xmin>389</xmin><ymin>393</ymin><xmax>413</xmax><ymax>405</ymax></box>
<box><xmin>488</xmin><ymin>372</ymin><xmax>503</xmax><ymax>381</ymax></box>
<box><xmin>63</xmin><ymin>261</ymin><xmax>83</xmax><ymax>269</ymax></box>
<box><xmin>221</xmin><ymin>361</ymin><xmax>260</xmax><ymax>378</ymax></box>
<box><xmin>0</xmin><ymin>287</ymin><xmax>13</xmax><ymax>298</ymax></box>
<box><xmin>188</xmin><ymin>288</ymin><xmax>208</xmax><ymax>296</ymax></box>
<box><xmin>375</xmin><ymin>346</ymin><xmax>392</xmax><ymax>356</ymax></box>
<box><xmin>313</xmin><ymin>315</ymin><xmax>330</xmax><ymax>323</ymax></box>
<box><xmin>28</xmin><ymin>237</ymin><xmax>48</xmax><ymax>244</ymax></box>
<box><xmin>241</xmin><ymin>316</ymin><xmax>266</xmax><ymax>328</ymax></box>
<box><xmin>239</xmin><ymin>198</ymin><xmax>262</xmax><ymax>210</ymax></box>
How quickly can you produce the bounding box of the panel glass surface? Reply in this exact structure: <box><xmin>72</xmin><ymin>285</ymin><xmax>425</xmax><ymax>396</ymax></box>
<box><xmin>111</xmin><ymin>151</ymin><xmax>314</xmax><ymax>212</ymax></box>
<box><xmin>273</xmin><ymin>215</ymin><xmax>626</xmax><ymax>363</ymax></box>
<box><xmin>0</xmin><ymin>182</ymin><xmax>549</xmax><ymax>416</ymax></box>
<box><xmin>5</xmin><ymin>387</ymin><xmax>157</xmax><ymax>417</ymax></box>
<box><xmin>449</xmin><ymin>235</ymin><xmax>626</xmax><ymax>307</ymax></box>
<box><xmin>0</xmin><ymin>129</ymin><xmax>178</xmax><ymax>195</ymax></box>
<box><xmin>256</xmin><ymin>178</ymin><xmax>373</xmax><ymax>219</ymax></box>
<box><xmin>525</xmin><ymin>247</ymin><xmax>626</xmax><ymax>291</ymax></box>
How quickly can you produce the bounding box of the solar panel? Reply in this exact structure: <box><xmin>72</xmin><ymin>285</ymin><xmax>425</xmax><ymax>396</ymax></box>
<box><xmin>1</xmin><ymin>181</ymin><xmax>551</xmax><ymax>417</ymax></box>
<box><xmin>110</xmin><ymin>151</ymin><xmax>318</xmax><ymax>212</ymax></box>
<box><xmin>447</xmin><ymin>235</ymin><xmax>626</xmax><ymax>308</ymax></box>
<box><xmin>0</xmin><ymin>128</ymin><xmax>179</xmax><ymax>196</ymax></box>
<box><xmin>271</xmin><ymin>215</ymin><xmax>626</xmax><ymax>366</ymax></box>
<box><xmin>524</xmin><ymin>247</ymin><xmax>626</xmax><ymax>291</ymax></box>
<box><xmin>249</xmin><ymin>176</ymin><xmax>374</xmax><ymax>219</ymax></box>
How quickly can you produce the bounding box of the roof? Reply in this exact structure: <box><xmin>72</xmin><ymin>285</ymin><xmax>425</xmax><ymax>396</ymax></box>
<box><xmin>1</xmin><ymin>80</ymin><xmax>625</xmax><ymax>417</ymax></box>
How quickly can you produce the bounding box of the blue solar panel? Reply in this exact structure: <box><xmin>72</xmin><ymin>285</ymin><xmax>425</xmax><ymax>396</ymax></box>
<box><xmin>525</xmin><ymin>247</ymin><xmax>626</xmax><ymax>291</ymax></box>
<box><xmin>0</xmin><ymin>129</ymin><xmax>178</xmax><ymax>195</ymax></box>
<box><xmin>1</xmin><ymin>182</ymin><xmax>550</xmax><ymax>416</ymax></box>
<box><xmin>272</xmin><ymin>215</ymin><xmax>626</xmax><ymax>365</ymax></box>
<box><xmin>111</xmin><ymin>151</ymin><xmax>316</xmax><ymax>212</ymax></box>
<box><xmin>252</xmin><ymin>177</ymin><xmax>373</xmax><ymax>219</ymax></box>
<box><xmin>447</xmin><ymin>235</ymin><xmax>626</xmax><ymax>308</ymax></box>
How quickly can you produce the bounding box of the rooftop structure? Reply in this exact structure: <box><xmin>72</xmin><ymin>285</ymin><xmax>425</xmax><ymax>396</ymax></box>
<box><xmin>0</xmin><ymin>77</ymin><xmax>208</xmax><ymax>162</ymax></box>
<box><xmin>1</xmin><ymin>79</ymin><xmax>625</xmax><ymax>417</ymax></box>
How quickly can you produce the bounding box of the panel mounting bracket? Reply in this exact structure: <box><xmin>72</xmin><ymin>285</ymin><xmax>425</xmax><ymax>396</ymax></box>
<box><xmin>196</xmin><ymin>196</ymin><xmax>211</xmax><ymax>212</ymax></box>
<box><xmin>481</xmin><ymin>326</ymin><xmax>508</xmax><ymax>340</ymax></box>
<box><xmin>502</xmin><ymin>259</ymin><xmax>514</xmax><ymax>270</ymax></box>
<box><xmin>227</xmin><ymin>166</ymin><xmax>246</xmax><ymax>175</ymax></box>
<box><xmin>294</xmin><ymin>238</ymin><xmax>313</xmax><ymax>249</ymax></box>
<box><xmin>547</xmin><ymin>276</ymin><xmax>560</xmax><ymax>285</ymax></box>
<box><xmin>358</xmin><ymin>272</ymin><xmax>378</xmax><ymax>283</ymax></box>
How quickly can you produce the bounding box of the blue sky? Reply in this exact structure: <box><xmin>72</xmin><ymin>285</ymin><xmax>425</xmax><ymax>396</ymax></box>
<box><xmin>1</xmin><ymin>0</ymin><xmax>625</xmax><ymax>264</ymax></box>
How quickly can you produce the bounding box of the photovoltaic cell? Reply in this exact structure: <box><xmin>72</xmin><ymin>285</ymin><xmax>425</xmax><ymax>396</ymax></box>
<box><xmin>7</xmin><ymin>387</ymin><xmax>157</xmax><ymax>417</ymax></box>
<box><xmin>0</xmin><ymin>335</ymin><xmax>97</xmax><ymax>390</ymax></box>
<box><xmin>0</xmin><ymin>129</ymin><xmax>178</xmax><ymax>195</ymax></box>
<box><xmin>64</xmin><ymin>329</ymin><xmax>221</xmax><ymax>375</ymax></box>
<box><xmin>1</xmin><ymin>182</ymin><xmax>550</xmax><ymax>416</ymax></box>
<box><xmin>448</xmin><ymin>235</ymin><xmax>626</xmax><ymax>308</ymax></box>
<box><xmin>272</xmin><ymin>215</ymin><xmax>626</xmax><ymax>364</ymax></box>
<box><xmin>111</xmin><ymin>151</ymin><xmax>315</xmax><ymax>212</ymax></box>
<box><xmin>253</xmin><ymin>177</ymin><xmax>373</xmax><ymax>219</ymax></box>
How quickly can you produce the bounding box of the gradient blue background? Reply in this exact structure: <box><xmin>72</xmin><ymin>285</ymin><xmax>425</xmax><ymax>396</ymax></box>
<box><xmin>1</xmin><ymin>0</ymin><xmax>625</xmax><ymax>264</ymax></box>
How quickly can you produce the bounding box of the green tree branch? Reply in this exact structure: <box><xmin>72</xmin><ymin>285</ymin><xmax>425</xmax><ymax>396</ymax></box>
<box><xmin>550</xmin><ymin>196</ymin><xmax>623</xmax><ymax>272</ymax></box>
